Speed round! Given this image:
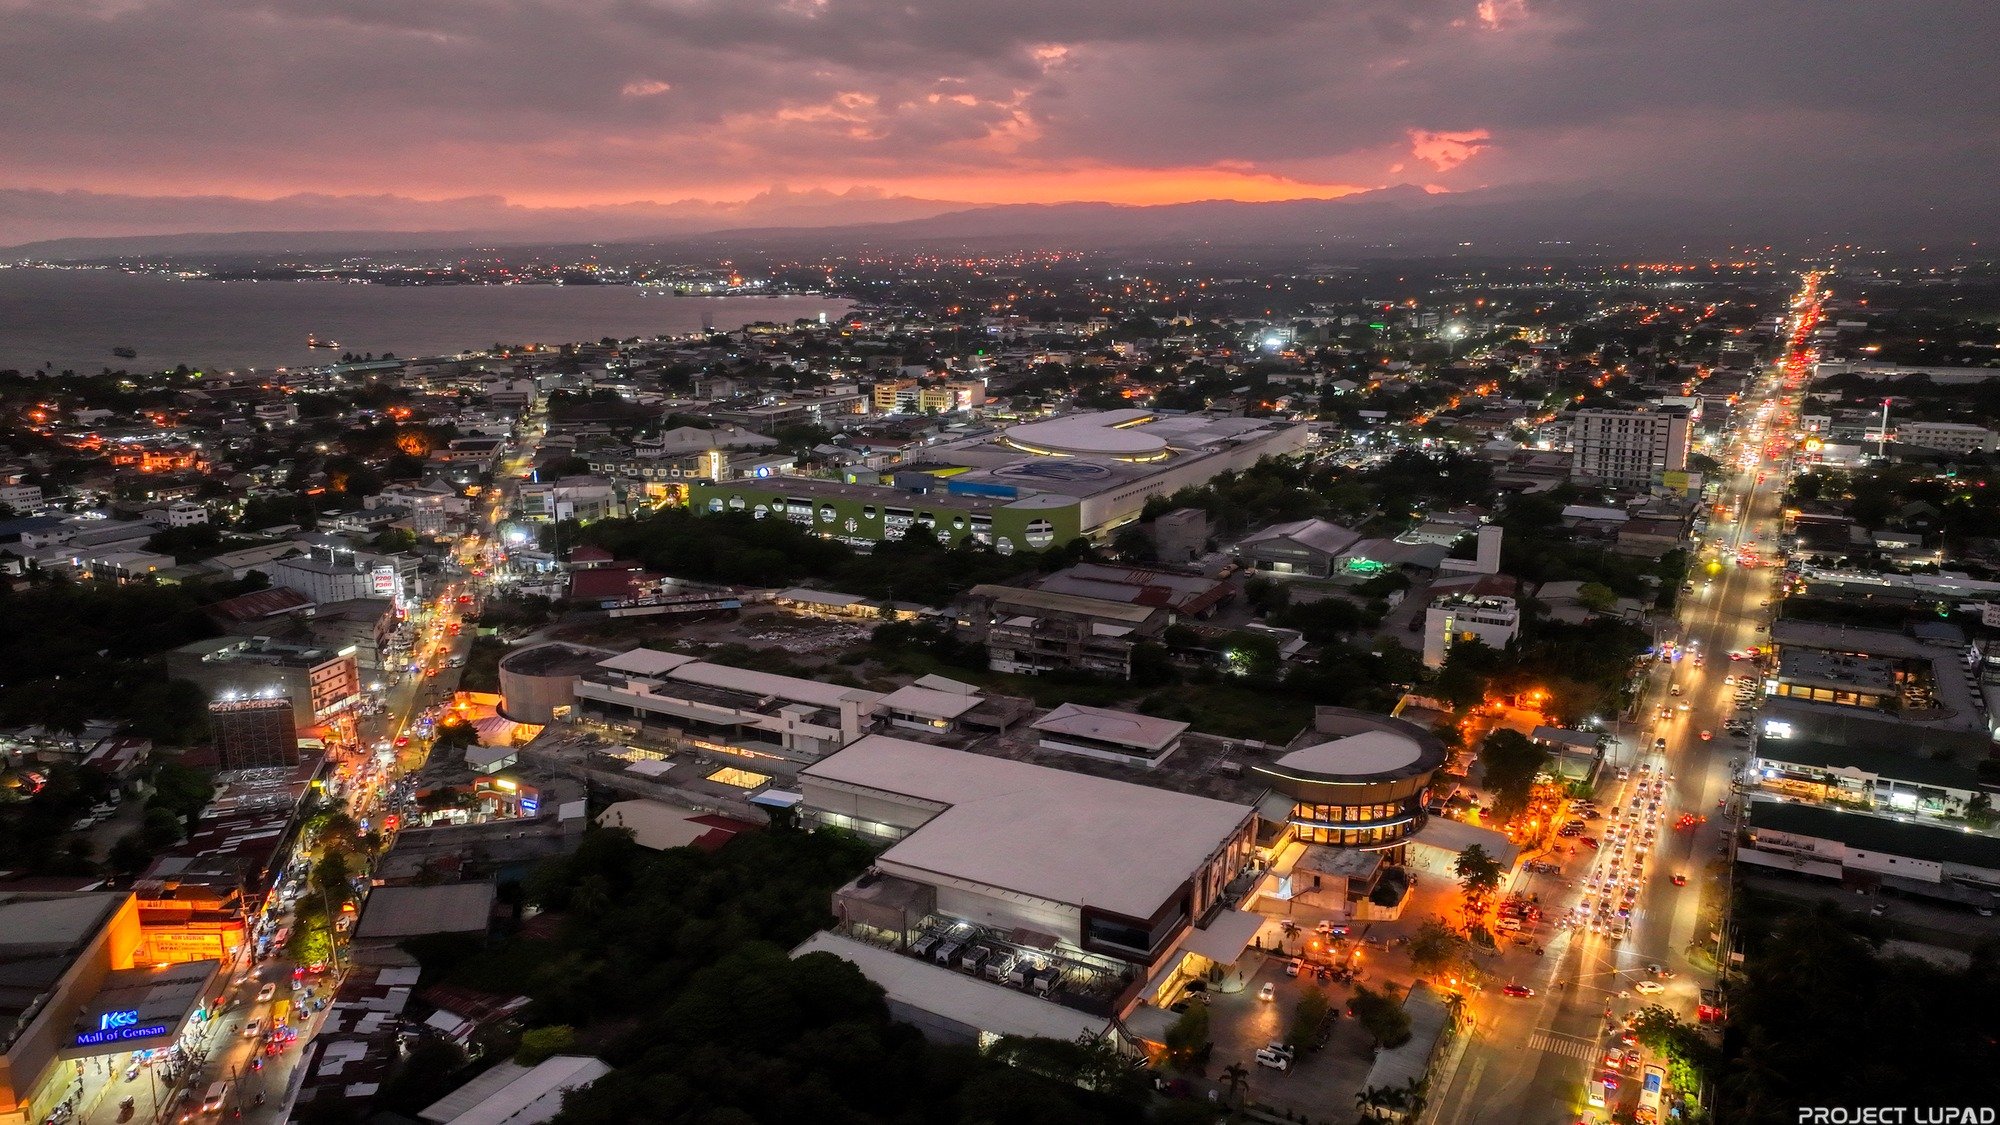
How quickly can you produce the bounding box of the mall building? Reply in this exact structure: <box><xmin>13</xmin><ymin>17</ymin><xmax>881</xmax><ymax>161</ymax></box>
<box><xmin>687</xmin><ymin>409</ymin><xmax>1309</xmax><ymax>547</ymax></box>
<box><xmin>0</xmin><ymin>893</ymin><xmax>222</xmax><ymax>1125</ymax></box>
<box><xmin>794</xmin><ymin>734</ymin><xmax>1263</xmax><ymax>1046</ymax></box>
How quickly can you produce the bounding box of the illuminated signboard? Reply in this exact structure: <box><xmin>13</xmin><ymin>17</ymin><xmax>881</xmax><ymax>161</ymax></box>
<box><xmin>518</xmin><ymin>797</ymin><xmax>539</xmax><ymax>815</ymax></box>
<box><xmin>73</xmin><ymin>1009</ymin><xmax>173</xmax><ymax>1049</ymax></box>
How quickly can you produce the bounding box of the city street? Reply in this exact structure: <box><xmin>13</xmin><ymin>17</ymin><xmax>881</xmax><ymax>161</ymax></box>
<box><xmin>76</xmin><ymin>414</ymin><xmax>552</xmax><ymax>1125</ymax></box>
<box><xmin>1430</xmin><ymin>274</ymin><xmax>1819</xmax><ymax>1124</ymax></box>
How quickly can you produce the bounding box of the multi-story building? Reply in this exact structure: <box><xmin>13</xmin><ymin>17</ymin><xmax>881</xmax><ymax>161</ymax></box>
<box><xmin>1895</xmin><ymin>421</ymin><xmax>1999</xmax><ymax>455</ymax></box>
<box><xmin>132</xmin><ymin>873</ymin><xmax>251</xmax><ymax>966</ymax></box>
<box><xmin>208</xmin><ymin>696</ymin><xmax>301</xmax><ymax>770</ymax></box>
<box><xmin>794</xmin><ymin>733</ymin><xmax>1259</xmax><ymax>1044</ymax></box>
<box><xmin>264</xmin><ymin>547</ymin><xmax>422</xmax><ymax>606</ymax></box>
<box><xmin>1422</xmin><ymin>593</ymin><xmax>1521</xmax><ymax>668</ymax></box>
<box><xmin>687</xmin><ymin>478</ymin><xmax>1082</xmax><ymax>553</ymax></box>
<box><xmin>0</xmin><ymin>893</ymin><xmax>222</xmax><ymax>1125</ymax></box>
<box><xmin>572</xmin><ymin>648</ymin><xmax>883</xmax><ymax>762</ymax></box>
<box><xmin>1569</xmin><ymin>405</ymin><xmax>1692</xmax><ymax>489</ymax></box>
<box><xmin>873</xmin><ymin>379</ymin><xmax>987</xmax><ymax>415</ymax></box>
<box><xmin>517</xmin><ymin>476</ymin><xmax>621</xmax><ymax>523</ymax></box>
<box><xmin>1251</xmin><ymin>708</ymin><xmax>1450</xmax><ymax>859</ymax></box>
<box><xmin>169</xmin><ymin>638</ymin><xmax>361</xmax><ymax>723</ymax></box>
<box><xmin>956</xmin><ymin>584</ymin><xmax>1172</xmax><ymax>679</ymax></box>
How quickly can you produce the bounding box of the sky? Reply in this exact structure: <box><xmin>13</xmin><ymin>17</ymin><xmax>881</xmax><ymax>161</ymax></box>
<box><xmin>2</xmin><ymin>0</ymin><xmax>1996</xmax><ymax>242</ymax></box>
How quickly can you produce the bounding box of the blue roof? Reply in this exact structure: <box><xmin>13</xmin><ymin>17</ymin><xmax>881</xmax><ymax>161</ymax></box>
<box><xmin>0</xmin><ymin>515</ymin><xmax>66</xmax><ymax>540</ymax></box>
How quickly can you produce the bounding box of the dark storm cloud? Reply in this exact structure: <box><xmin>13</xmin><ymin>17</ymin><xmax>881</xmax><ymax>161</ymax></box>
<box><xmin>0</xmin><ymin>0</ymin><xmax>1994</xmax><ymax>238</ymax></box>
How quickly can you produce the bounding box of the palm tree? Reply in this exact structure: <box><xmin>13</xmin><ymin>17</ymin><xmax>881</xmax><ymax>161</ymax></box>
<box><xmin>1355</xmin><ymin>1086</ymin><xmax>1385</xmax><ymax>1121</ymax></box>
<box><xmin>1219</xmin><ymin>1062</ymin><xmax>1249</xmax><ymax>1108</ymax></box>
<box><xmin>1400</xmin><ymin>1076</ymin><xmax>1429</xmax><ymax>1118</ymax></box>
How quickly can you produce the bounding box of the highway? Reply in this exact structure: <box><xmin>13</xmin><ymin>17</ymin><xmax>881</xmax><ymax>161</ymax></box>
<box><xmin>1429</xmin><ymin>273</ymin><xmax>1820</xmax><ymax>1125</ymax></box>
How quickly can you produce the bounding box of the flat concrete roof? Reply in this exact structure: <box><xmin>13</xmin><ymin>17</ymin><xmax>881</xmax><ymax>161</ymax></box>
<box><xmin>667</xmin><ymin>659</ymin><xmax>880</xmax><ymax>710</ymax></box>
<box><xmin>596</xmin><ymin>648</ymin><xmax>698</xmax><ymax>677</ymax></box>
<box><xmin>1748</xmin><ymin>800</ymin><xmax>2000</xmax><ymax>871</ymax></box>
<box><xmin>1032</xmin><ymin>702</ymin><xmax>1188</xmax><ymax>753</ymax></box>
<box><xmin>1002</xmin><ymin>410</ymin><xmax>1167</xmax><ymax>458</ymax></box>
<box><xmin>880</xmin><ymin>684</ymin><xmax>985</xmax><ymax>721</ymax></box>
<box><xmin>1277</xmin><ymin>730</ymin><xmax>1425</xmax><ymax>776</ymax></box>
<box><xmin>793</xmin><ymin>931</ymin><xmax>1109</xmax><ymax>1042</ymax></box>
<box><xmin>354</xmin><ymin>882</ymin><xmax>495</xmax><ymax>940</ymax></box>
<box><xmin>419</xmin><ymin>1055</ymin><xmax>610</xmax><ymax>1125</ymax></box>
<box><xmin>1755</xmin><ymin>739</ymin><xmax>1980</xmax><ymax>791</ymax></box>
<box><xmin>594</xmin><ymin>648</ymin><xmax>882</xmax><ymax>711</ymax></box>
<box><xmin>965</xmin><ymin>584</ymin><xmax>1161</xmax><ymax>624</ymax></box>
<box><xmin>804</xmin><ymin>735</ymin><xmax>1253</xmax><ymax>919</ymax></box>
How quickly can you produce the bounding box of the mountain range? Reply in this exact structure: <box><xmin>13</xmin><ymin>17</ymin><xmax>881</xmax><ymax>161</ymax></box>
<box><xmin>4</xmin><ymin>182</ymin><xmax>1993</xmax><ymax>261</ymax></box>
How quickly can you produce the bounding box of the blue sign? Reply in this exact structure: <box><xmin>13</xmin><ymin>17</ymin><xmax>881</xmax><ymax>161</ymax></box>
<box><xmin>99</xmin><ymin>1009</ymin><xmax>140</xmax><ymax>1032</ymax></box>
<box><xmin>1644</xmin><ymin>1072</ymin><xmax>1663</xmax><ymax>1094</ymax></box>
<box><xmin>518</xmin><ymin>797</ymin><xmax>540</xmax><ymax>815</ymax></box>
<box><xmin>74</xmin><ymin>1015</ymin><xmax>172</xmax><ymax>1049</ymax></box>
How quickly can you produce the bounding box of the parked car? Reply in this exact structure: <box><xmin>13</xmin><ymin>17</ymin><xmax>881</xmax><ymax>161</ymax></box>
<box><xmin>1284</xmin><ymin>958</ymin><xmax>1302</xmax><ymax>977</ymax></box>
<box><xmin>1254</xmin><ymin>1043</ymin><xmax>1294</xmax><ymax>1071</ymax></box>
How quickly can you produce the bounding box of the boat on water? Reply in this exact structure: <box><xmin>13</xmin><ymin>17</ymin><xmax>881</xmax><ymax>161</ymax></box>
<box><xmin>111</xmin><ymin>346</ymin><xmax>138</xmax><ymax>359</ymax></box>
<box><xmin>306</xmin><ymin>334</ymin><xmax>340</xmax><ymax>349</ymax></box>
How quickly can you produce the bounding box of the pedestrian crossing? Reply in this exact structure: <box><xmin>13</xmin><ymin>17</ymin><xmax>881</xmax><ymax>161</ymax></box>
<box><xmin>1527</xmin><ymin>1030</ymin><xmax>1599</xmax><ymax>1060</ymax></box>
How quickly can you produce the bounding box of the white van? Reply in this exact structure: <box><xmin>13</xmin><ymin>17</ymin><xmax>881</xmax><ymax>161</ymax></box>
<box><xmin>200</xmin><ymin>1079</ymin><xmax>230</xmax><ymax>1113</ymax></box>
<box><xmin>1254</xmin><ymin>1044</ymin><xmax>1294</xmax><ymax>1071</ymax></box>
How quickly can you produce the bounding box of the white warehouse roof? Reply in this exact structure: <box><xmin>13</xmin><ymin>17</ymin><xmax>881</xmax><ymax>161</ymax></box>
<box><xmin>803</xmin><ymin>734</ymin><xmax>1254</xmax><ymax>920</ymax></box>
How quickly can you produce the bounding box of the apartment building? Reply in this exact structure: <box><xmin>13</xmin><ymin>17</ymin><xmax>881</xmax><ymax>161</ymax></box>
<box><xmin>1422</xmin><ymin>593</ymin><xmax>1522</xmax><ymax>668</ymax></box>
<box><xmin>1896</xmin><ymin>421</ymin><xmax>1999</xmax><ymax>455</ymax></box>
<box><xmin>1569</xmin><ymin>406</ymin><xmax>1692</xmax><ymax>489</ymax></box>
<box><xmin>956</xmin><ymin>584</ymin><xmax>1172</xmax><ymax>679</ymax></box>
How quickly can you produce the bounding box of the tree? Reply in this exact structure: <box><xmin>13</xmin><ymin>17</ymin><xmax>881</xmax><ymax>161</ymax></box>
<box><xmin>1286</xmin><ymin>985</ymin><xmax>1331</xmax><ymax>1050</ymax></box>
<box><xmin>1454</xmin><ymin>845</ymin><xmax>1504</xmax><ymax>932</ymax></box>
<box><xmin>1163</xmin><ymin>1000</ymin><xmax>1211</xmax><ymax>1068</ymax></box>
<box><xmin>514</xmin><ymin>1024</ymin><xmax>576</xmax><ymax>1065</ymax></box>
<box><xmin>1576</xmin><ymin>581</ymin><xmax>1618</xmax><ymax>613</ymax></box>
<box><xmin>1407</xmin><ymin>917</ymin><xmax>1471</xmax><ymax>980</ymax></box>
<box><xmin>1477</xmin><ymin>728</ymin><xmax>1550</xmax><ymax>818</ymax></box>
<box><xmin>312</xmin><ymin>848</ymin><xmax>354</xmax><ymax>908</ymax></box>
<box><xmin>1349</xmin><ymin>984</ymin><xmax>1412</xmax><ymax>1049</ymax></box>
<box><xmin>1218</xmin><ymin>1061</ymin><xmax>1250</xmax><ymax>1107</ymax></box>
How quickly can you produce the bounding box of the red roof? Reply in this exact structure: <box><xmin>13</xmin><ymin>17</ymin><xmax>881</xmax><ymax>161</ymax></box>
<box><xmin>205</xmin><ymin>586</ymin><xmax>314</xmax><ymax>623</ymax></box>
<box><xmin>568</xmin><ymin>545</ymin><xmax>614</xmax><ymax>564</ymax></box>
<box><xmin>567</xmin><ymin>567</ymin><xmax>658</xmax><ymax>602</ymax></box>
<box><xmin>686</xmin><ymin>814</ymin><xmax>760</xmax><ymax>852</ymax></box>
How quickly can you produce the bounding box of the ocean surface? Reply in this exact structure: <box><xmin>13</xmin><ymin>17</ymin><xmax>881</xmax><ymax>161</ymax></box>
<box><xmin>0</xmin><ymin>268</ymin><xmax>853</xmax><ymax>375</ymax></box>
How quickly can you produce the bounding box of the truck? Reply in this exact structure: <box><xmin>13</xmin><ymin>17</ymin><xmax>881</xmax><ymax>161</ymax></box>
<box><xmin>1637</xmin><ymin>1063</ymin><xmax>1665</xmax><ymax>1122</ymax></box>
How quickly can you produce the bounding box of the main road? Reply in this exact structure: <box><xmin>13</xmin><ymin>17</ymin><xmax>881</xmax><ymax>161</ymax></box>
<box><xmin>1429</xmin><ymin>274</ymin><xmax>1820</xmax><ymax>1124</ymax></box>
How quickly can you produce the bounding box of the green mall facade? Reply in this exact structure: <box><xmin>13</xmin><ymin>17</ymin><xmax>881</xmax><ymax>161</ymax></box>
<box><xmin>686</xmin><ymin>478</ymin><xmax>1083</xmax><ymax>553</ymax></box>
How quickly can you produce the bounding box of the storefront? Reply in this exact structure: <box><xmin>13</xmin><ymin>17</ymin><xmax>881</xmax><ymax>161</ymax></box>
<box><xmin>28</xmin><ymin>961</ymin><xmax>223</xmax><ymax>1125</ymax></box>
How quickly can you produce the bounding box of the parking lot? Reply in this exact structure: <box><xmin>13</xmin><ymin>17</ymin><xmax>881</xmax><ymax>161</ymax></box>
<box><xmin>1201</xmin><ymin>949</ymin><xmax>1382</xmax><ymax>1117</ymax></box>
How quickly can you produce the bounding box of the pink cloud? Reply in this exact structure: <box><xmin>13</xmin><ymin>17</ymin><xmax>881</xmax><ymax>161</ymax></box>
<box><xmin>1408</xmin><ymin>128</ymin><xmax>1492</xmax><ymax>171</ymax></box>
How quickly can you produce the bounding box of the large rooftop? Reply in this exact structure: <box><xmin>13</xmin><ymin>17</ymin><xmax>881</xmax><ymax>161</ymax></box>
<box><xmin>1755</xmin><ymin>738</ymin><xmax>1981</xmax><ymax>791</ymax></box>
<box><xmin>590</xmin><ymin>648</ymin><xmax>882</xmax><ymax>712</ymax></box>
<box><xmin>1257</xmin><ymin>710</ymin><xmax>1448</xmax><ymax>785</ymax></box>
<box><xmin>0</xmin><ymin>891</ymin><xmax>125</xmax><ymax>1051</ymax></box>
<box><xmin>999</xmin><ymin>410</ymin><xmax>1170</xmax><ymax>459</ymax></box>
<box><xmin>1748</xmin><ymin>800</ymin><xmax>2000</xmax><ymax>871</ymax></box>
<box><xmin>803</xmin><ymin>735</ymin><xmax>1255</xmax><ymax>919</ymax></box>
